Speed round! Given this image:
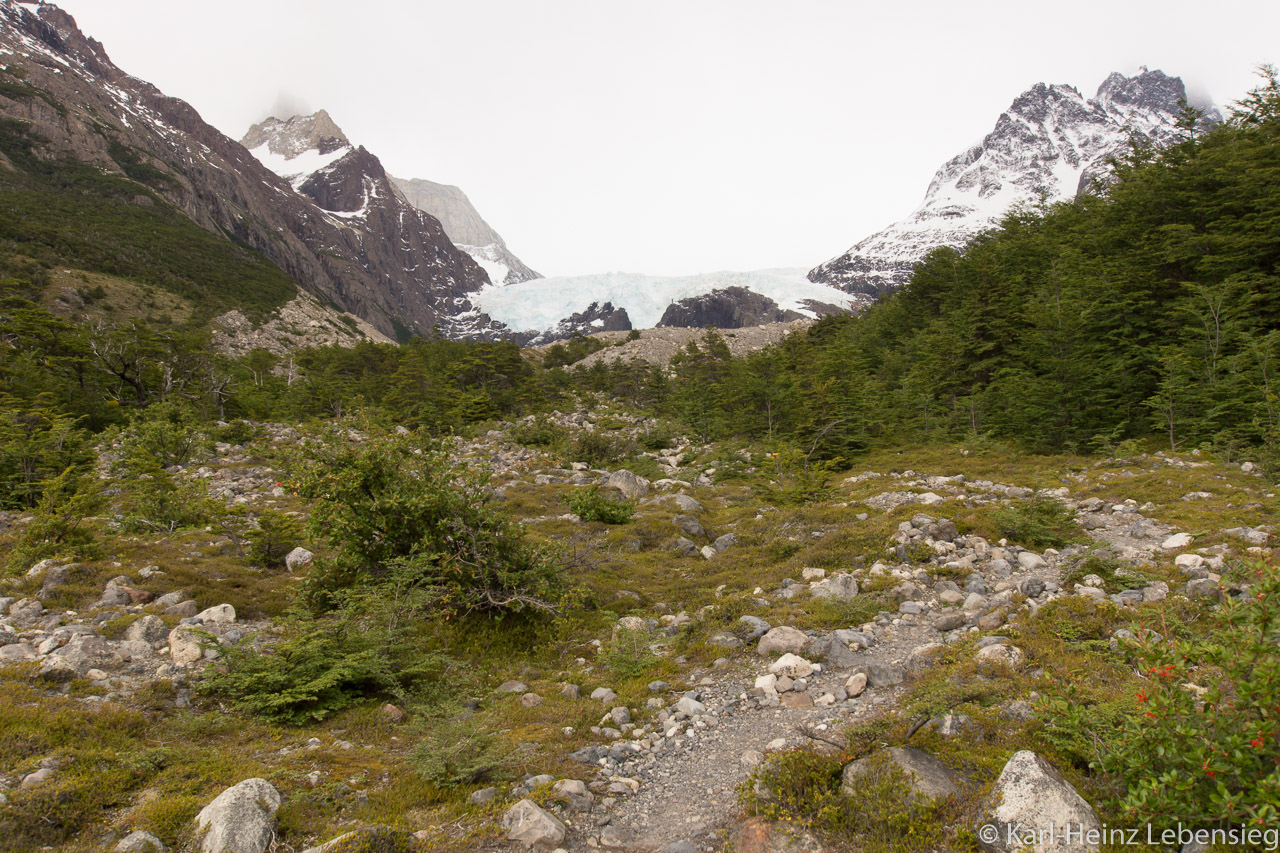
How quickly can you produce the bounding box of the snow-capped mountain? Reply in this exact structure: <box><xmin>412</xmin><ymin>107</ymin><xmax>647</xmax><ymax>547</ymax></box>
<box><xmin>389</xmin><ymin>177</ymin><xmax>540</xmax><ymax>286</ymax></box>
<box><xmin>473</xmin><ymin>269</ymin><xmax>855</xmax><ymax>341</ymax></box>
<box><xmin>0</xmin><ymin>1</ymin><xmax>499</xmax><ymax>340</ymax></box>
<box><xmin>810</xmin><ymin>69</ymin><xmax>1220</xmax><ymax>297</ymax></box>
<box><xmin>242</xmin><ymin>112</ymin><xmax>539</xmax><ymax>288</ymax></box>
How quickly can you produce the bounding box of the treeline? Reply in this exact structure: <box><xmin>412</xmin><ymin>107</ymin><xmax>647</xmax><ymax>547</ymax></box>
<box><xmin>576</xmin><ymin>69</ymin><xmax>1280</xmax><ymax>462</ymax></box>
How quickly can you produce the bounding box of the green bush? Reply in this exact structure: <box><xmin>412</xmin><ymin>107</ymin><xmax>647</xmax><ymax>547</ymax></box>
<box><xmin>198</xmin><ymin>617</ymin><xmax>446</xmax><ymax>725</ymax></box>
<box><xmin>294</xmin><ymin>428</ymin><xmax>563</xmax><ymax>617</ymax></box>
<box><xmin>566</xmin><ymin>430</ymin><xmax>632</xmax><ymax>468</ymax></box>
<box><xmin>1055</xmin><ymin>562</ymin><xmax>1280</xmax><ymax>830</ymax></box>
<box><xmin>598</xmin><ymin>625</ymin><xmax>657</xmax><ymax>678</ymax></box>
<box><xmin>411</xmin><ymin>711</ymin><xmax>515</xmax><ymax>789</ymax></box>
<box><xmin>245</xmin><ymin>509</ymin><xmax>305</xmax><ymax>569</ymax></box>
<box><xmin>993</xmin><ymin>494</ymin><xmax>1082</xmax><ymax>549</ymax></box>
<box><xmin>508</xmin><ymin>415</ymin><xmax>568</xmax><ymax>450</ymax></box>
<box><xmin>566</xmin><ymin>485</ymin><xmax>635</xmax><ymax>524</ymax></box>
<box><xmin>6</xmin><ymin>466</ymin><xmax>102</xmax><ymax>569</ymax></box>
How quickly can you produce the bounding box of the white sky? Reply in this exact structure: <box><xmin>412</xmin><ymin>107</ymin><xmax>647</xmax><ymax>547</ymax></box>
<box><xmin>56</xmin><ymin>1</ymin><xmax>1280</xmax><ymax>277</ymax></box>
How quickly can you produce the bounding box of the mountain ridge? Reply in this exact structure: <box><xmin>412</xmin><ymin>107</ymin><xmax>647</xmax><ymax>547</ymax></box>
<box><xmin>809</xmin><ymin>68</ymin><xmax>1221</xmax><ymax>297</ymax></box>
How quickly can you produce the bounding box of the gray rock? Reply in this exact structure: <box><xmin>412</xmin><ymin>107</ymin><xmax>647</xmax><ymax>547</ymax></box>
<box><xmin>196</xmin><ymin>604</ymin><xmax>236</xmax><ymax>624</ymax></box>
<box><xmin>469</xmin><ymin>787</ymin><xmax>497</xmax><ymax>804</ymax></box>
<box><xmin>1019</xmin><ymin>578</ymin><xmax>1046</xmax><ymax>598</ymax></box>
<box><xmin>676</xmin><ymin>695</ymin><xmax>707</xmax><ymax>716</ymax></box>
<box><xmin>810</xmin><ymin>573</ymin><xmax>860</xmax><ymax>601</ymax></box>
<box><xmin>0</xmin><ymin>643</ymin><xmax>36</xmax><ymax>663</ymax></box>
<box><xmin>713</xmin><ymin>533</ymin><xmax>737</xmax><ymax>552</ymax></box>
<box><xmin>590</xmin><ymin>687</ymin><xmax>617</xmax><ymax>704</ymax></box>
<box><xmin>739</xmin><ymin>615</ymin><xmax>771</xmax><ymax>641</ymax></box>
<box><xmin>933</xmin><ymin>612</ymin><xmax>967</xmax><ymax>632</ymax></box>
<box><xmin>125</xmin><ymin>615</ymin><xmax>170</xmax><ymax>646</ymax></box>
<box><xmin>194</xmin><ymin>778</ymin><xmax>281</xmax><ymax>853</ymax></box>
<box><xmin>498</xmin><ymin>679</ymin><xmax>528</xmax><ymax>693</ymax></box>
<box><xmin>710</xmin><ymin>632</ymin><xmax>743</xmax><ymax>649</ymax></box>
<box><xmin>604</xmin><ymin>469</ymin><xmax>650</xmax><ymax>500</ymax></box>
<box><xmin>978</xmin><ymin>751</ymin><xmax>1100</xmax><ymax>853</ymax></box>
<box><xmin>1017</xmin><ymin>551</ymin><xmax>1048</xmax><ymax>570</ymax></box>
<box><xmin>501</xmin><ymin>799</ymin><xmax>565</xmax><ymax>850</ymax></box>
<box><xmin>284</xmin><ymin>547</ymin><xmax>314</xmax><ymax>572</ymax></box>
<box><xmin>116</xmin><ymin>830</ymin><xmax>168</xmax><ymax>852</ymax></box>
<box><xmin>808</xmin><ymin>633</ymin><xmax>859</xmax><ymax>669</ymax></box>
<box><xmin>668</xmin><ymin>494</ymin><xmax>702</xmax><ymax>512</ymax></box>
<box><xmin>169</xmin><ymin>626</ymin><xmax>205</xmax><ymax>666</ymax></box>
<box><xmin>854</xmin><ymin>663</ymin><xmax>905</xmax><ymax>688</ymax></box>
<box><xmin>552</xmin><ymin>778</ymin><xmax>594</xmax><ymax>812</ymax></box>
<box><xmin>842</xmin><ymin>747</ymin><xmax>961</xmax><ymax>801</ymax></box>
<box><xmin>609</xmin><ymin>706</ymin><xmax>631</xmax><ymax>726</ymax></box>
<box><xmin>1186</xmin><ymin>579</ymin><xmax>1221</xmax><ymax>601</ymax></box>
<box><xmin>165</xmin><ymin>600</ymin><xmax>199</xmax><ymax>618</ymax></box>
<box><xmin>154</xmin><ymin>590</ymin><xmax>186</xmax><ymax>608</ymax></box>
<box><xmin>52</xmin><ymin>634</ymin><xmax>121</xmax><ymax>675</ymax></box>
<box><xmin>673</xmin><ymin>537</ymin><xmax>699</xmax><ymax>556</ymax></box>
<box><xmin>757</xmin><ymin>626</ymin><xmax>809</xmax><ymax>656</ymax></box>
<box><xmin>672</xmin><ymin>515</ymin><xmax>706</xmax><ymax>539</ymax></box>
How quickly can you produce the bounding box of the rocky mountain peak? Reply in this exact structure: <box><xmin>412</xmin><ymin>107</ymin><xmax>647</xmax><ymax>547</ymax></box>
<box><xmin>241</xmin><ymin>110</ymin><xmax>350</xmax><ymax>160</ymax></box>
<box><xmin>809</xmin><ymin>68</ymin><xmax>1218</xmax><ymax>298</ymax></box>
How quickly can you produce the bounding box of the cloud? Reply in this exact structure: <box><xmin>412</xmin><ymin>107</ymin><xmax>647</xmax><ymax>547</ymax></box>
<box><xmin>259</xmin><ymin>91</ymin><xmax>313</xmax><ymax>123</ymax></box>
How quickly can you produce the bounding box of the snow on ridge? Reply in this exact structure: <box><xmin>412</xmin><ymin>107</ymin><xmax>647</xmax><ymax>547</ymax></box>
<box><xmin>473</xmin><ymin>268</ymin><xmax>854</xmax><ymax>332</ymax></box>
<box><xmin>248</xmin><ymin>142</ymin><xmax>351</xmax><ymax>188</ymax></box>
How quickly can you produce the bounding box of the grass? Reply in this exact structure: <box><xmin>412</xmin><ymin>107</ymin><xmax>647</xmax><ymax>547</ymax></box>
<box><xmin>0</xmin><ymin>425</ymin><xmax>1274</xmax><ymax>849</ymax></box>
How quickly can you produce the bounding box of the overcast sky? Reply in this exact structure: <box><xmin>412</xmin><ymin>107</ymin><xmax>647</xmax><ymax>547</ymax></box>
<box><xmin>56</xmin><ymin>1</ymin><xmax>1280</xmax><ymax>277</ymax></box>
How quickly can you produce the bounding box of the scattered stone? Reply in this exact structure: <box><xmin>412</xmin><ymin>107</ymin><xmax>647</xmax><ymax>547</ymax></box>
<box><xmin>196</xmin><ymin>604</ymin><xmax>236</xmax><ymax>624</ymax></box>
<box><xmin>758</xmin><ymin>626</ymin><xmax>809</xmax><ymax>656</ymax></box>
<box><xmin>380</xmin><ymin>703</ymin><xmax>405</xmax><ymax>722</ymax></box>
<box><xmin>169</xmin><ymin>626</ymin><xmax>206</xmax><ymax>666</ymax></box>
<box><xmin>974</xmin><ymin>644</ymin><xmax>1025</xmax><ymax>669</ymax></box>
<box><xmin>194</xmin><ymin>778</ymin><xmax>281</xmax><ymax>853</ymax></box>
<box><xmin>591</xmin><ymin>687</ymin><xmax>618</xmax><ymax>704</ymax></box>
<box><xmin>769</xmin><ymin>653</ymin><xmax>815</xmax><ymax>679</ymax></box>
<box><xmin>978</xmin><ymin>751</ymin><xmax>1101</xmax><ymax>853</ymax></box>
<box><xmin>561</xmin><ymin>683</ymin><xmax>581</xmax><ymax>699</ymax></box>
<box><xmin>810</xmin><ymin>573</ymin><xmax>860</xmax><ymax>601</ymax></box>
<box><xmin>713</xmin><ymin>533</ymin><xmax>737</xmax><ymax>552</ymax></box>
<box><xmin>842</xmin><ymin>747</ymin><xmax>961</xmax><ymax>801</ymax></box>
<box><xmin>1161</xmin><ymin>532</ymin><xmax>1194</xmax><ymax>550</ymax></box>
<box><xmin>499</xmin><ymin>680</ymin><xmax>529</xmax><ymax>693</ymax></box>
<box><xmin>933</xmin><ymin>613</ymin><xmax>967</xmax><ymax>632</ymax></box>
<box><xmin>739</xmin><ymin>615</ymin><xmax>771</xmax><ymax>641</ymax></box>
<box><xmin>502</xmin><ymin>799</ymin><xmax>565</xmax><ymax>850</ymax></box>
<box><xmin>116</xmin><ymin>830</ymin><xmax>167</xmax><ymax>852</ymax></box>
<box><xmin>552</xmin><ymin>778</ymin><xmax>594</xmax><ymax>812</ymax></box>
<box><xmin>604</xmin><ymin>470</ymin><xmax>650</xmax><ymax>500</ymax></box>
<box><xmin>125</xmin><ymin>615</ymin><xmax>170</xmax><ymax>646</ymax></box>
<box><xmin>521</xmin><ymin>692</ymin><xmax>543</xmax><ymax>708</ymax></box>
<box><xmin>284</xmin><ymin>547</ymin><xmax>314</xmax><ymax>572</ymax></box>
<box><xmin>845</xmin><ymin>672</ymin><xmax>868</xmax><ymax>697</ymax></box>
<box><xmin>469</xmin><ymin>787</ymin><xmax>497</xmax><ymax>805</ymax></box>
<box><xmin>1017</xmin><ymin>551</ymin><xmax>1048</xmax><ymax>570</ymax></box>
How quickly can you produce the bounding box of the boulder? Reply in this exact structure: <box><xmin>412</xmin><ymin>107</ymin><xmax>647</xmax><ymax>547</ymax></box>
<box><xmin>125</xmin><ymin>615</ymin><xmax>171</xmax><ymax>646</ymax></box>
<box><xmin>285</xmin><ymin>547</ymin><xmax>314</xmax><ymax>572</ymax></box>
<box><xmin>739</xmin><ymin>615</ymin><xmax>771</xmax><ymax>641</ymax></box>
<box><xmin>52</xmin><ymin>634</ymin><xmax>122</xmax><ymax>675</ymax></box>
<box><xmin>116</xmin><ymin>830</ymin><xmax>167</xmax><ymax>852</ymax></box>
<box><xmin>1017</xmin><ymin>551</ymin><xmax>1048</xmax><ymax>570</ymax></box>
<box><xmin>552</xmin><ymin>778</ymin><xmax>594</xmax><ymax>812</ymax></box>
<box><xmin>978</xmin><ymin>751</ymin><xmax>1101</xmax><ymax>853</ymax></box>
<box><xmin>604</xmin><ymin>470</ymin><xmax>650</xmax><ymax>500</ymax></box>
<box><xmin>808</xmin><ymin>633</ymin><xmax>859</xmax><ymax>669</ymax></box>
<box><xmin>975</xmin><ymin>644</ymin><xmax>1025</xmax><ymax>669</ymax></box>
<box><xmin>768</xmin><ymin>653</ymin><xmax>815</xmax><ymax>679</ymax></box>
<box><xmin>842</xmin><ymin>747</ymin><xmax>961</xmax><ymax>801</ymax></box>
<box><xmin>194</xmin><ymin>778</ymin><xmax>281</xmax><ymax>853</ymax></box>
<box><xmin>757</xmin><ymin>626</ymin><xmax>809</xmax><ymax>656</ymax></box>
<box><xmin>1161</xmin><ymin>532</ymin><xmax>1194</xmax><ymax>550</ymax></box>
<box><xmin>810</xmin><ymin>573</ymin><xmax>860</xmax><ymax>601</ymax></box>
<box><xmin>501</xmin><ymin>799</ymin><xmax>565</xmax><ymax>850</ymax></box>
<box><xmin>196</xmin><ymin>604</ymin><xmax>236</xmax><ymax>624</ymax></box>
<box><xmin>169</xmin><ymin>626</ymin><xmax>206</xmax><ymax>666</ymax></box>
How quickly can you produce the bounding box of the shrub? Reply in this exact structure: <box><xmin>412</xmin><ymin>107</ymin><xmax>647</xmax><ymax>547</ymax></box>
<box><xmin>598</xmin><ymin>625</ymin><xmax>657</xmax><ymax>678</ymax></box>
<box><xmin>245</xmin><ymin>509</ymin><xmax>305</xmax><ymax>569</ymax></box>
<box><xmin>198</xmin><ymin>617</ymin><xmax>447</xmax><ymax>725</ymax></box>
<box><xmin>294</xmin><ymin>428</ymin><xmax>563</xmax><ymax>617</ymax></box>
<box><xmin>1057</xmin><ymin>562</ymin><xmax>1280</xmax><ymax>830</ymax></box>
<box><xmin>566</xmin><ymin>485</ymin><xmax>634</xmax><ymax>524</ymax></box>
<box><xmin>993</xmin><ymin>494</ymin><xmax>1081</xmax><ymax>548</ymax></box>
<box><xmin>508</xmin><ymin>415</ymin><xmax>568</xmax><ymax>450</ymax></box>
<box><xmin>411</xmin><ymin>710</ymin><xmax>515</xmax><ymax>788</ymax></box>
<box><xmin>6</xmin><ymin>466</ymin><xmax>102</xmax><ymax>569</ymax></box>
<box><xmin>566</xmin><ymin>430</ymin><xmax>632</xmax><ymax>468</ymax></box>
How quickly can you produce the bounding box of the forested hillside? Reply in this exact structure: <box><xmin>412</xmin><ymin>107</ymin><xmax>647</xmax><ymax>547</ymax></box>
<box><xmin>576</xmin><ymin>69</ymin><xmax>1280</xmax><ymax>463</ymax></box>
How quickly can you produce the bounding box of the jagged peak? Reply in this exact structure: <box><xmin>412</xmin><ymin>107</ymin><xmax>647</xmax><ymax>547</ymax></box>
<box><xmin>241</xmin><ymin>110</ymin><xmax>351</xmax><ymax>160</ymax></box>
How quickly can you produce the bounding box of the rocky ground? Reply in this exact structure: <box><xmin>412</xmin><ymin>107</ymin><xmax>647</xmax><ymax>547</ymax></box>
<box><xmin>0</xmin><ymin>411</ymin><xmax>1272</xmax><ymax>852</ymax></box>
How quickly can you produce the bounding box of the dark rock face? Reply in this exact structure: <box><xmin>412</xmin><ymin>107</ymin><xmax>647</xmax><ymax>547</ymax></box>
<box><xmin>0</xmin><ymin>2</ymin><xmax>502</xmax><ymax>340</ymax></box>
<box><xmin>520</xmin><ymin>302</ymin><xmax>632</xmax><ymax>345</ymax></box>
<box><xmin>656</xmin><ymin>287</ymin><xmax>803</xmax><ymax>329</ymax></box>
